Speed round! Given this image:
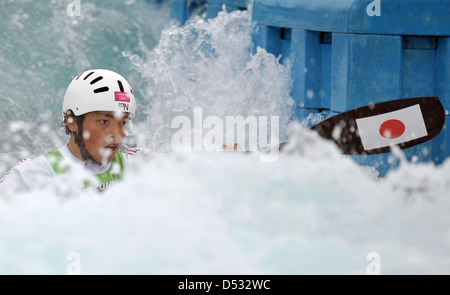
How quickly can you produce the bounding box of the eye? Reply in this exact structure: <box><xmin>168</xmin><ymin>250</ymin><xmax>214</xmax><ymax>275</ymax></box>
<box><xmin>121</xmin><ymin>120</ymin><xmax>129</xmax><ymax>127</ymax></box>
<box><xmin>99</xmin><ymin>119</ymin><xmax>110</xmax><ymax>125</ymax></box>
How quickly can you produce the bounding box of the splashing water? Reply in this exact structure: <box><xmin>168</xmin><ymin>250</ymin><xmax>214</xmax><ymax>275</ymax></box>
<box><xmin>124</xmin><ymin>9</ymin><xmax>294</xmax><ymax>152</ymax></box>
<box><xmin>1</xmin><ymin>1</ymin><xmax>450</xmax><ymax>275</ymax></box>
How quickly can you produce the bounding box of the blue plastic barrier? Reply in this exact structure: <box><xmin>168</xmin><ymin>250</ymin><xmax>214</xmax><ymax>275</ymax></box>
<box><xmin>206</xmin><ymin>0</ymin><xmax>248</xmax><ymax>18</ymax></box>
<box><xmin>170</xmin><ymin>0</ymin><xmax>248</xmax><ymax>25</ymax></box>
<box><xmin>251</xmin><ymin>0</ymin><xmax>450</xmax><ymax>176</ymax></box>
<box><xmin>170</xmin><ymin>0</ymin><xmax>207</xmax><ymax>25</ymax></box>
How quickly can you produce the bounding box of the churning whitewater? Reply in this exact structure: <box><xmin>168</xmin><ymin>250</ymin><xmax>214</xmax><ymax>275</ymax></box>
<box><xmin>1</xmin><ymin>0</ymin><xmax>450</xmax><ymax>274</ymax></box>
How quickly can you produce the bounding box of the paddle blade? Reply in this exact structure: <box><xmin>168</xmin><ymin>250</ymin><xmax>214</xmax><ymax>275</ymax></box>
<box><xmin>310</xmin><ymin>97</ymin><xmax>446</xmax><ymax>155</ymax></box>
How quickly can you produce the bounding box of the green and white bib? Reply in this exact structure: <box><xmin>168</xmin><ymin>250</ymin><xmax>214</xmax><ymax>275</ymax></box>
<box><xmin>45</xmin><ymin>149</ymin><xmax>125</xmax><ymax>191</ymax></box>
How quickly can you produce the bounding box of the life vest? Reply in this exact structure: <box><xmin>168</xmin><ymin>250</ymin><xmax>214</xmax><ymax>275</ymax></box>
<box><xmin>45</xmin><ymin>149</ymin><xmax>125</xmax><ymax>191</ymax></box>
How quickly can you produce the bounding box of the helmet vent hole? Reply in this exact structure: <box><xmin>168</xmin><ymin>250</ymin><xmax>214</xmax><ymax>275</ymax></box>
<box><xmin>83</xmin><ymin>72</ymin><xmax>95</xmax><ymax>80</ymax></box>
<box><xmin>130</xmin><ymin>88</ymin><xmax>134</xmax><ymax>95</ymax></box>
<box><xmin>90</xmin><ymin>76</ymin><xmax>103</xmax><ymax>85</ymax></box>
<box><xmin>117</xmin><ymin>80</ymin><xmax>124</xmax><ymax>92</ymax></box>
<box><xmin>75</xmin><ymin>73</ymin><xmax>83</xmax><ymax>80</ymax></box>
<box><xmin>93</xmin><ymin>86</ymin><xmax>109</xmax><ymax>93</ymax></box>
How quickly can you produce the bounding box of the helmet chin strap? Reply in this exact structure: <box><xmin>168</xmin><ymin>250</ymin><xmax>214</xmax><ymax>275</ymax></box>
<box><xmin>73</xmin><ymin>116</ymin><xmax>102</xmax><ymax>166</ymax></box>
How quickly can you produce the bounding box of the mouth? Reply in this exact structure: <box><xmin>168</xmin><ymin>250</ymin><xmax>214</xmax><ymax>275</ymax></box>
<box><xmin>104</xmin><ymin>144</ymin><xmax>119</xmax><ymax>154</ymax></box>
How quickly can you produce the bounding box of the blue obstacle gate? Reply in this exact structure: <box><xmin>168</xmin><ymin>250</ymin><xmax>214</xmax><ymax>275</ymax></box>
<box><xmin>251</xmin><ymin>0</ymin><xmax>450</xmax><ymax>176</ymax></box>
<box><xmin>206</xmin><ymin>0</ymin><xmax>248</xmax><ymax>18</ymax></box>
<box><xmin>168</xmin><ymin>0</ymin><xmax>450</xmax><ymax>176</ymax></box>
<box><xmin>170</xmin><ymin>0</ymin><xmax>248</xmax><ymax>25</ymax></box>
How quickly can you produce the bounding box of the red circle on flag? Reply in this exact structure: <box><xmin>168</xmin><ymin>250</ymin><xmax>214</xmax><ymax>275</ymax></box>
<box><xmin>379</xmin><ymin>119</ymin><xmax>406</xmax><ymax>139</ymax></box>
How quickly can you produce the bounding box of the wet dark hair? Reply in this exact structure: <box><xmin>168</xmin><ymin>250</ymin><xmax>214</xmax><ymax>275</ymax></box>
<box><xmin>61</xmin><ymin>110</ymin><xmax>98</xmax><ymax>164</ymax></box>
<box><xmin>62</xmin><ymin>110</ymin><xmax>86</xmax><ymax>136</ymax></box>
<box><xmin>62</xmin><ymin>110</ymin><xmax>78</xmax><ymax>135</ymax></box>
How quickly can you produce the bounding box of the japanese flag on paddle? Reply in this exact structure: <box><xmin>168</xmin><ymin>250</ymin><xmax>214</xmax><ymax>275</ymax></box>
<box><xmin>355</xmin><ymin>104</ymin><xmax>428</xmax><ymax>151</ymax></box>
<box><xmin>309</xmin><ymin>97</ymin><xmax>444</xmax><ymax>155</ymax></box>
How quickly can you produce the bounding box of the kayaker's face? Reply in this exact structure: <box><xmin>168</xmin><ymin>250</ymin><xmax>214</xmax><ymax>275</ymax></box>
<box><xmin>80</xmin><ymin>111</ymin><xmax>130</xmax><ymax>164</ymax></box>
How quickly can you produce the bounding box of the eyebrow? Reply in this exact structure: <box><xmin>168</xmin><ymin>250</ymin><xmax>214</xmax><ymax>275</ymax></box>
<box><xmin>98</xmin><ymin>112</ymin><xmax>130</xmax><ymax>119</ymax></box>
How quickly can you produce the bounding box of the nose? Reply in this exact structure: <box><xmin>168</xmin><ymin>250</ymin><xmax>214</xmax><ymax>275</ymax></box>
<box><xmin>110</xmin><ymin>121</ymin><xmax>126</xmax><ymax>139</ymax></box>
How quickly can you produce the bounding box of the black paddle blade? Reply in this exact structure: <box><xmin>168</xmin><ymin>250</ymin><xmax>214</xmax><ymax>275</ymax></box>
<box><xmin>309</xmin><ymin>97</ymin><xmax>446</xmax><ymax>155</ymax></box>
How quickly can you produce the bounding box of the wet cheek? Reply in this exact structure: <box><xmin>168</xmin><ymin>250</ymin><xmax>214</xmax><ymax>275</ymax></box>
<box><xmin>83</xmin><ymin>130</ymin><xmax>104</xmax><ymax>151</ymax></box>
<box><xmin>82</xmin><ymin>130</ymin><xmax>91</xmax><ymax>140</ymax></box>
<box><xmin>120</xmin><ymin>127</ymin><xmax>127</xmax><ymax>139</ymax></box>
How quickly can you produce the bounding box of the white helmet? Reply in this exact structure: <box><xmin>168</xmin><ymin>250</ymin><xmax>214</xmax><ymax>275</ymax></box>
<box><xmin>63</xmin><ymin>69</ymin><xmax>136</xmax><ymax>119</ymax></box>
